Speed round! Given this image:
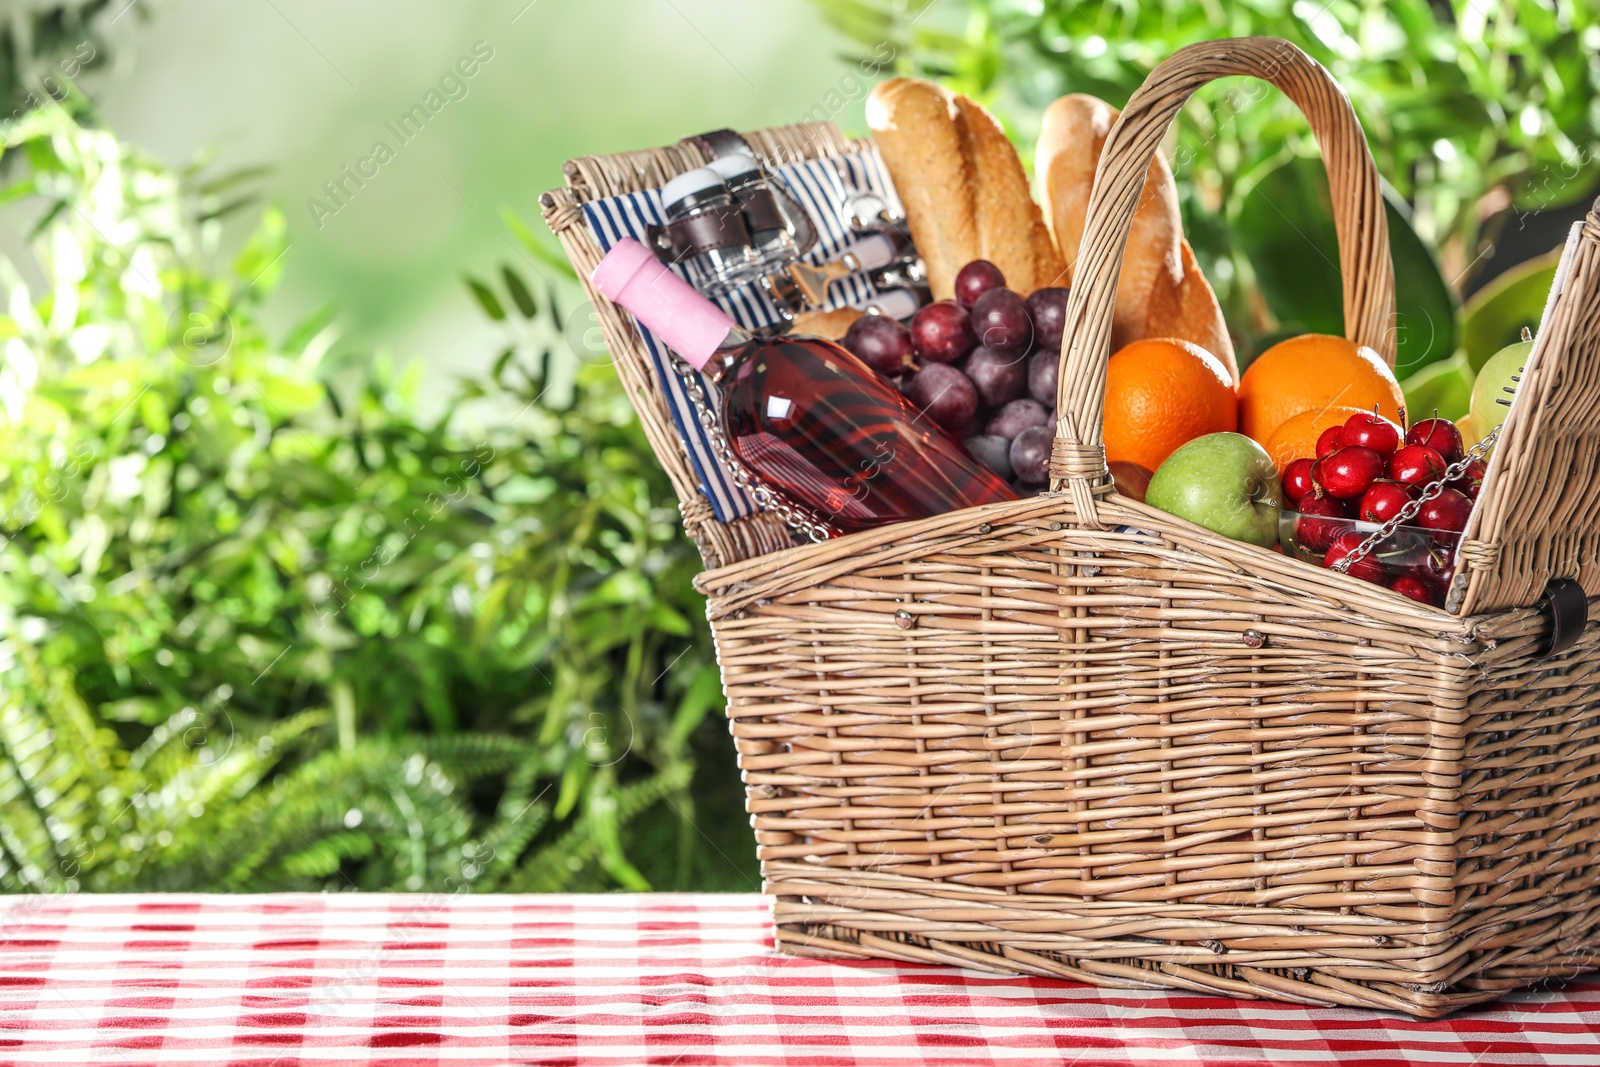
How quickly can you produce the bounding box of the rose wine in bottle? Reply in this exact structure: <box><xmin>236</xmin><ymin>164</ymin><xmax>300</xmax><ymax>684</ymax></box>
<box><xmin>593</xmin><ymin>239</ymin><xmax>1016</xmax><ymax>533</ymax></box>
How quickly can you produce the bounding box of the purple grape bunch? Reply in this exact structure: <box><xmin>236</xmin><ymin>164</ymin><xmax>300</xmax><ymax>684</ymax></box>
<box><xmin>838</xmin><ymin>259</ymin><xmax>1070</xmax><ymax>491</ymax></box>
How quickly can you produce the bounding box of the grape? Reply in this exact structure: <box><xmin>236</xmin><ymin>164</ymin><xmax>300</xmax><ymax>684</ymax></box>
<box><xmin>905</xmin><ymin>363</ymin><xmax>979</xmax><ymax>432</ymax></box>
<box><xmin>962</xmin><ymin>434</ymin><xmax>1014</xmax><ymax>480</ymax></box>
<box><xmin>954</xmin><ymin>413</ymin><xmax>986</xmax><ymax>441</ymax></box>
<box><xmin>985</xmin><ymin>398</ymin><xmax>1051</xmax><ymax>439</ymax></box>
<box><xmin>1025</xmin><ymin>287</ymin><xmax>1069</xmax><ymax>350</ymax></box>
<box><xmin>969</xmin><ymin>288</ymin><xmax>1033</xmax><ymax>355</ymax></box>
<box><xmin>963</xmin><ymin>346</ymin><xmax>1027</xmax><ymax>409</ymax></box>
<box><xmin>954</xmin><ymin>260</ymin><xmax>1006</xmax><ymax>308</ymax></box>
<box><xmin>909</xmin><ymin>300</ymin><xmax>977</xmax><ymax>364</ymax></box>
<box><xmin>1009</xmin><ymin>425</ymin><xmax>1054</xmax><ymax>485</ymax></box>
<box><xmin>841</xmin><ymin>314</ymin><xmax>914</xmax><ymax>377</ymax></box>
<box><xmin>1027</xmin><ymin>347</ymin><xmax>1059</xmax><ymax>406</ymax></box>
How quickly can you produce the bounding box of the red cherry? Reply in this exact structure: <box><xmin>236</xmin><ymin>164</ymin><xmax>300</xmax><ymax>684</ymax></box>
<box><xmin>1324</xmin><ymin>531</ymin><xmax>1387</xmax><ymax>585</ymax></box>
<box><xmin>1314</xmin><ymin>445</ymin><xmax>1385</xmax><ymax>499</ymax></box>
<box><xmin>1342</xmin><ymin>412</ymin><xmax>1402</xmax><ymax>457</ymax></box>
<box><xmin>1432</xmin><ymin>561</ymin><xmax>1457</xmax><ymax>595</ymax></box>
<box><xmin>1359</xmin><ymin>480</ymin><xmax>1414</xmax><ymax>524</ymax></box>
<box><xmin>1419</xmin><ymin>542</ymin><xmax>1460</xmax><ymax>591</ymax></box>
<box><xmin>1388</xmin><ymin>444</ymin><xmax>1448</xmax><ymax>489</ymax></box>
<box><xmin>1295</xmin><ymin>493</ymin><xmax>1353</xmax><ymax>553</ymax></box>
<box><xmin>1282</xmin><ymin>458</ymin><xmax>1317</xmax><ymax>507</ymax></box>
<box><xmin>1315</xmin><ymin>425</ymin><xmax>1345</xmax><ymax>458</ymax></box>
<box><xmin>1390</xmin><ymin>574</ymin><xmax>1437</xmax><ymax>604</ymax></box>
<box><xmin>1416</xmin><ymin>486</ymin><xmax>1473</xmax><ymax>533</ymax></box>
<box><xmin>1448</xmin><ymin>459</ymin><xmax>1486</xmax><ymax>501</ymax></box>
<box><xmin>1405</xmin><ymin>418</ymin><xmax>1465</xmax><ymax>464</ymax></box>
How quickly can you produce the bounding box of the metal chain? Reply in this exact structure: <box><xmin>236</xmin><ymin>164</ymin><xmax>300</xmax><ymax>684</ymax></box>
<box><xmin>669</xmin><ymin>357</ymin><xmax>835</xmax><ymax>544</ymax></box>
<box><xmin>1334</xmin><ymin>330</ymin><xmax>1530</xmax><ymax>577</ymax></box>
<box><xmin>1329</xmin><ymin>426</ymin><xmax>1502</xmax><ymax>574</ymax></box>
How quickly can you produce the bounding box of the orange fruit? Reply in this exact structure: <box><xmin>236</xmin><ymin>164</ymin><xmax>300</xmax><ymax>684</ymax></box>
<box><xmin>1103</xmin><ymin>338</ymin><xmax>1237</xmax><ymax>473</ymax></box>
<box><xmin>1237</xmin><ymin>334</ymin><xmax>1404</xmax><ymax>445</ymax></box>
<box><xmin>1263</xmin><ymin>405</ymin><xmax>1367</xmax><ymax>473</ymax></box>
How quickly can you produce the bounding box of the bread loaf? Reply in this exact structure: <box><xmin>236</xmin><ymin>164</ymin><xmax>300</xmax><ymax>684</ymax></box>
<box><xmin>867</xmin><ymin>78</ymin><xmax>1065</xmax><ymax>300</ymax></box>
<box><xmin>791</xmin><ymin>305</ymin><xmax>864</xmax><ymax>341</ymax></box>
<box><xmin>1036</xmin><ymin>93</ymin><xmax>1237</xmax><ymax>382</ymax></box>
<box><xmin>948</xmin><ymin>96</ymin><xmax>1069</xmax><ymax>294</ymax></box>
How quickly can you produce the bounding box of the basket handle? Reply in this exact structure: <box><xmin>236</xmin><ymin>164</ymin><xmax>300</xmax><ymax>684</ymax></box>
<box><xmin>1049</xmin><ymin>37</ymin><xmax>1395</xmax><ymax>503</ymax></box>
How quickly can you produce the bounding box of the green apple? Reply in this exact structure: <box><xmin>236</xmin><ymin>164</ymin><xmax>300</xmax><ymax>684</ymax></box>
<box><xmin>1466</xmin><ymin>338</ymin><xmax>1533</xmax><ymax>439</ymax></box>
<box><xmin>1145</xmin><ymin>432</ymin><xmax>1282</xmax><ymax>547</ymax></box>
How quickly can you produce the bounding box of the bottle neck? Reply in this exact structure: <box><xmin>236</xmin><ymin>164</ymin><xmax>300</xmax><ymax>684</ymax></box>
<box><xmin>700</xmin><ymin>322</ymin><xmax>755</xmax><ymax>383</ymax></box>
<box><xmin>591</xmin><ymin>238</ymin><xmax>745</xmax><ymax>374</ymax></box>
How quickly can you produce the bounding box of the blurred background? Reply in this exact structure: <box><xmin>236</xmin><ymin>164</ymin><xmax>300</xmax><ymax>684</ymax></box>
<box><xmin>1</xmin><ymin>0</ymin><xmax>1595</xmax><ymax>895</ymax></box>
<box><xmin>32</xmin><ymin>0</ymin><xmax>863</xmax><ymax>406</ymax></box>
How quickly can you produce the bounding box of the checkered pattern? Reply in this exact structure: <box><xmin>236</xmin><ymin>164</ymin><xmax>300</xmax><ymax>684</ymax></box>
<box><xmin>0</xmin><ymin>893</ymin><xmax>1595</xmax><ymax>1065</ymax></box>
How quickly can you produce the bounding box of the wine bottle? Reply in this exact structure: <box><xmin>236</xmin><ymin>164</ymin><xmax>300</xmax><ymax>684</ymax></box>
<box><xmin>593</xmin><ymin>239</ymin><xmax>1017</xmax><ymax>533</ymax></box>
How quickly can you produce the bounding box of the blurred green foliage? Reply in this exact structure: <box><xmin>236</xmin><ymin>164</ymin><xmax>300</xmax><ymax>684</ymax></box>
<box><xmin>816</xmin><ymin>0</ymin><xmax>1599</xmax><ymax>368</ymax></box>
<box><xmin>0</xmin><ymin>0</ymin><xmax>106</xmax><ymax>118</ymax></box>
<box><xmin>5</xmin><ymin>0</ymin><xmax>1586</xmax><ymax>898</ymax></box>
<box><xmin>0</xmin><ymin>107</ymin><xmax>755</xmax><ymax>894</ymax></box>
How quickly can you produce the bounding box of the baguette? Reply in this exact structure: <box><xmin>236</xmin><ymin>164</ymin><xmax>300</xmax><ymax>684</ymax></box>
<box><xmin>948</xmin><ymin>95</ymin><xmax>1069</xmax><ymax>294</ymax></box>
<box><xmin>1036</xmin><ymin>93</ymin><xmax>1237</xmax><ymax>381</ymax></box>
<box><xmin>867</xmin><ymin>78</ymin><xmax>1065</xmax><ymax>300</ymax></box>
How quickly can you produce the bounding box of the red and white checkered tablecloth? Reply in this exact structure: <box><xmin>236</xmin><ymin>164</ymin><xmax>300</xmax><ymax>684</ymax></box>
<box><xmin>1</xmin><ymin>893</ymin><xmax>1596</xmax><ymax>1066</ymax></box>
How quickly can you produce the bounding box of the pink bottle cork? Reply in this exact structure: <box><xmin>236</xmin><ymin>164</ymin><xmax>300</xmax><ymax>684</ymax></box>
<box><xmin>590</xmin><ymin>239</ymin><xmax>735</xmax><ymax>371</ymax></box>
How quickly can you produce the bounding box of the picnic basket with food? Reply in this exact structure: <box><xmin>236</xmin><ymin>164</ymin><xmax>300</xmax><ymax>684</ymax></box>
<box><xmin>540</xmin><ymin>37</ymin><xmax>1600</xmax><ymax>1017</ymax></box>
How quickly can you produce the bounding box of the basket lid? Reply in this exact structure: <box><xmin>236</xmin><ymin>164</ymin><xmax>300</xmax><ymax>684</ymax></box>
<box><xmin>1455</xmin><ymin>207</ymin><xmax>1600</xmax><ymax>616</ymax></box>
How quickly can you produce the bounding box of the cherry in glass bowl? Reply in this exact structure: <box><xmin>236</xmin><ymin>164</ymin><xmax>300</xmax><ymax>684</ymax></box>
<box><xmin>1279</xmin><ymin>511</ymin><xmax>1461</xmax><ymax>608</ymax></box>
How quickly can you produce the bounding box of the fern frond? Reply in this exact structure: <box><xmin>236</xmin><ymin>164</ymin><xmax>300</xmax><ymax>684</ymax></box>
<box><xmin>505</xmin><ymin>763</ymin><xmax>689</xmax><ymax>893</ymax></box>
<box><xmin>417</xmin><ymin>732</ymin><xmax>531</xmax><ymax>780</ymax></box>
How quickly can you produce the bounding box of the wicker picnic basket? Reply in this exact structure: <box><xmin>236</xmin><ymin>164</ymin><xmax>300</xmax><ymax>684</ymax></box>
<box><xmin>542</xmin><ymin>37</ymin><xmax>1600</xmax><ymax>1017</ymax></box>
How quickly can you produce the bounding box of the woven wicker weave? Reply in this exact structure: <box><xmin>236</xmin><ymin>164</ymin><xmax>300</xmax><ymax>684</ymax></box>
<box><xmin>544</xmin><ymin>37</ymin><xmax>1600</xmax><ymax>1016</ymax></box>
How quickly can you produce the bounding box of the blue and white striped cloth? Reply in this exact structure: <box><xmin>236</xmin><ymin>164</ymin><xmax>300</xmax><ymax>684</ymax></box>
<box><xmin>582</xmin><ymin>147</ymin><xmax>904</xmax><ymax>523</ymax></box>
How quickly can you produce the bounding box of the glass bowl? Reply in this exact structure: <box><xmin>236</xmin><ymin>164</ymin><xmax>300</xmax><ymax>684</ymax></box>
<box><xmin>1279</xmin><ymin>510</ymin><xmax>1461</xmax><ymax>608</ymax></box>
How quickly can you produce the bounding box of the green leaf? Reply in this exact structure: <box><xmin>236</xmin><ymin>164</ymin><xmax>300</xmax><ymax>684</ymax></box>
<box><xmin>0</xmin><ymin>177</ymin><xmax>38</xmax><ymax>205</ymax></box>
<box><xmin>463</xmin><ymin>275</ymin><xmax>506</xmax><ymax>321</ymax></box>
<box><xmin>668</xmin><ymin>663</ymin><xmax>723</xmax><ymax>754</ymax></box>
<box><xmin>139</xmin><ymin>390</ymin><xmax>170</xmax><ymax>435</ymax></box>
<box><xmin>1233</xmin><ymin>155</ymin><xmax>1457</xmax><ymax>374</ymax></box>
<box><xmin>278</xmin><ymin>831</ymin><xmax>373</xmax><ymax>877</ymax></box>
<box><xmin>1382</xmin><ymin>186</ymin><xmax>1458</xmax><ymax>378</ymax></box>
<box><xmin>233</xmin><ymin>206</ymin><xmax>288</xmax><ymax>289</ymax></box>
<box><xmin>500</xmin><ymin>266</ymin><xmax>538</xmax><ymax>318</ymax></box>
<box><xmin>491</xmin><ymin>346</ymin><xmax>516</xmax><ymax>385</ymax></box>
<box><xmin>645</xmin><ymin>601</ymin><xmax>691</xmax><ymax>637</ymax></box>
<box><xmin>1400</xmin><ymin>352</ymin><xmax>1474</xmax><ymax>422</ymax></box>
<box><xmin>1459</xmin><ymin>246</ymin><xmax>1562</xmax><ymax>371</ymax></box>
<box><xmin>198</xmin><ymin>194</ymin><xmax>260</xmax><ymax>224</ymax></box>
<box><xmin>198</xmin><ymin>164</ymin><xmax>274</xmax><ymax>197</ymax></box>
<box><xmin>500</xmin><ymin>209</ymin><xmax>578</xmax><ymax>281</ymax></box>
<box><xmin>256</xmin><ymin>375</ymin><xmax>324</xmax><ymax>415</ymax></box>
<box><xmin>282</xmin><ymin>301</ymin><xmax>338</xmax><ymax>354</ymax></box>
<box><xmin>27</xmin><ymin>198</ymin><xmax>69</xmax><ymax>240</ymax></box>
<box><xmin>589</xmin><ymin>785</ymin><xmax>652</xmax><ymax>892</ymax></box>
<box><xmin>1233</xmin><ymin>154</ymin><xmax>1346</xmax><ymax>337</ymax></box>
